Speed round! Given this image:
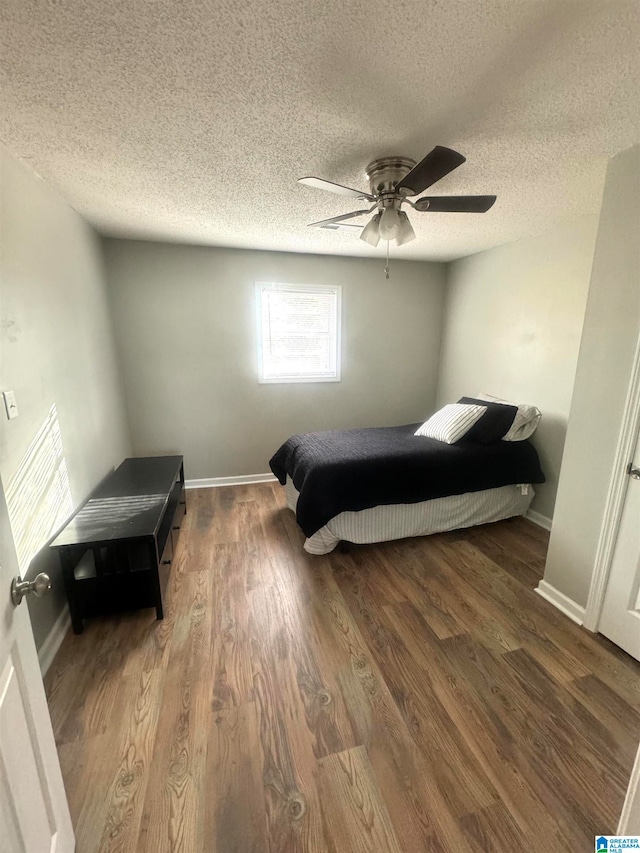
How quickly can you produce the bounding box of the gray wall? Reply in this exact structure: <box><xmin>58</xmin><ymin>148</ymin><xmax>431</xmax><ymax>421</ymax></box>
<box><xmin>0</xmin><ymin>144</ymin><xmax>131</xmax><ymax>650</ymax></box>
<box><xmin>543</xmin><ymin>144</ymin><xmax>640</xmax><ymax>607</ymax></box>
<box><xmin>436</xmin><ymin>216</ymin><xmax>599</xmax><ymax>520</ymax></box>
<box><xmin>104</xmin><ymin>240</ymin><xmax>446</xmax><ymax>480</ymax></box>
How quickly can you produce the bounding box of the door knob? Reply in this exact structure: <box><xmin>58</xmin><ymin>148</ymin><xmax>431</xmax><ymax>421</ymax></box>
<box><xmin>11</xmin><ymin>573</ymin><xmax>51</xmax><ymax>607</ymax></box>
<box><xmin>629</xmin><ymin>464</ymin><xmax>640</xmax><ymax>480</ymax></box>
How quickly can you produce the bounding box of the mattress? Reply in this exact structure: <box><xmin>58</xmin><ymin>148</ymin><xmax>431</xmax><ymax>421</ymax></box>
<box><xmin>270</xmin><ymin>422</ymin><xmax>544</xmax><ymax>538</ymax></box>
<box><xmin>285</xmin><ymin>476</ymin><xmax>534</xmax><ymax>555</ymax></box>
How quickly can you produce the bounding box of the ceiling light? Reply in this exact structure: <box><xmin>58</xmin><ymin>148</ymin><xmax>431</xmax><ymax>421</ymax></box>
<box><xmin>395</xmin><ymin>211</ymin><xmax>416</xmax><ymax>246</ymax></box>
<box><xmin>379</xmin><ymin>207</ymin><xmax>401</xmax><ymax>240</ymax></box>
<box><xmin>359</xmin><ymin>213</ymin><xmax>381</xmax><ymax>246</ymax></box>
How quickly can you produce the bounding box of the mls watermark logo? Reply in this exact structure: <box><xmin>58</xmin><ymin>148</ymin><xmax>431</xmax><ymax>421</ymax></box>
<box><xmin>596</xmin><ymin>836</ymin><xmax>640</xmax><ymax>851</ymax></box>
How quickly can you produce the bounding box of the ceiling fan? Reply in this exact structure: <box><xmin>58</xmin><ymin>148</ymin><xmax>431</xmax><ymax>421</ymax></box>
<box><xmin>298</xmin><ymin>146</ymin><xmax>496</xmax><ymax>247</ymax></box>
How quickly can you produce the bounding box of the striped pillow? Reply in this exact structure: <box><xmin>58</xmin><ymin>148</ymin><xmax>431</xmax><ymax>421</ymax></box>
<box><xmin>415</xmin><ymin>403</ymin><xmax>487</xmax><ymax>444</ymax></box>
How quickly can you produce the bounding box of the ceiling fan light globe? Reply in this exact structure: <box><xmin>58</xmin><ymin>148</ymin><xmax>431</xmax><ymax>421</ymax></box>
<box><xmin>360</xmin><ymin>214</ymin><xmax>381</xmax><ymax>247</ymax></box>
<box><xmin>395</xmin><ymin>211</ymin><xmax>416</xmax><ymax>246</ymax></box>
<box><xmin>379</xmin><ymin>207</ymin><xmax>401</xmax><ymax>240</ymax></box>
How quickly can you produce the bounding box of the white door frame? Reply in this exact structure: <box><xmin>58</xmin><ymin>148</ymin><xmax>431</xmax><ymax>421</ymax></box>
<box><xmin>584</xmin><ymin>329</ymin><xmax>640</xmax><ymax>632</ymax></box>
<box><xmin>619</xmin><ymin>740</ymin><xmax>640</xmax><ymax>834</ymax></box>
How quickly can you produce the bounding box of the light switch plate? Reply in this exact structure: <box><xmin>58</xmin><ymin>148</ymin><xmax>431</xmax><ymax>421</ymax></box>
<box><xmin>3</xmin><ymin>390</ymin><xmax>18</xmax><ymax>420</ymax></box>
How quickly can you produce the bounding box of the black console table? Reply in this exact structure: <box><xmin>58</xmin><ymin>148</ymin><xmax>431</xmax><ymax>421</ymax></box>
<box><xmin>50</xmin><ymin>456</ymin><xmax>186</xmax><ymax>633</ymax></box>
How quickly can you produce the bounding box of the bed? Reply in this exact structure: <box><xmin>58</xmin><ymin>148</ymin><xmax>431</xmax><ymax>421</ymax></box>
<box><xmin>269</xmin><ymin>419</ymin><xmax>545</xmax><ymax>555</ymax></box>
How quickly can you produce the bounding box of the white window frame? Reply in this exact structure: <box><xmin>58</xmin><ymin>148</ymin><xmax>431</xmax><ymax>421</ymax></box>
<box><xmin>255</xmin><ymin>282</ymin><xmax>342</xmax><ymax>384</ymax></box>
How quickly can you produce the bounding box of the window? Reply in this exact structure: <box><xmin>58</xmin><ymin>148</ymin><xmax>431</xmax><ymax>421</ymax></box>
<box><xmin>256</xmin><ymin>282</ymin><xmax>341</xmax><ymax>383</ymax></box>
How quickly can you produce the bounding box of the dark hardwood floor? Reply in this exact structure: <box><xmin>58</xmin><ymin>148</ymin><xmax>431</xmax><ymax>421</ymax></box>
<box><xmin>44</xmin><ymin>483</ymin><xmax>640</xmax><ymax>852</ymax></box>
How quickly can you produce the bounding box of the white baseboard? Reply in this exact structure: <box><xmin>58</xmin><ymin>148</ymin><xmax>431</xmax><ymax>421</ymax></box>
<box><xmin>38</xmin><ymin>606</ymin><xmax>71</xmax><ymax>676</ymax></box>
<box><xmin>535</xmin><ymin>580</ymin><xmax>585</xmax><ymax>625</ymax></box>
<box><xmin>526</xmin><ymin>509</ymin><xmax>553</xmax><ymax>531</ymax></box>
<box><xmin>185</xmin><ymin>473</ymin><xmax>277</xmax><ymax>490</ymax></box>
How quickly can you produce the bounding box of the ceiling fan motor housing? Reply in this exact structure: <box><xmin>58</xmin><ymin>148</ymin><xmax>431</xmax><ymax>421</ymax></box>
<box><xmin>365</xmin><ymin>157</ymin><xmax>416</xmax><ymax>198</ymax></box>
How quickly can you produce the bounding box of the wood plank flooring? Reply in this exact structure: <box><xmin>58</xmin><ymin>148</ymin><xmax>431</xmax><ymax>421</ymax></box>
<box><xmin>45</xmin><ymin>484</ymin><xmax>640</xmax><ymax>852</ymax></box>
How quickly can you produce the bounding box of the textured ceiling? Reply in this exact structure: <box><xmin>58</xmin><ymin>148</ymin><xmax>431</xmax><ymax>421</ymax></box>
<box><xmin>1</xmin><ymin>0</ymin><xmax>639</xmax><ymax>261</ymax></box>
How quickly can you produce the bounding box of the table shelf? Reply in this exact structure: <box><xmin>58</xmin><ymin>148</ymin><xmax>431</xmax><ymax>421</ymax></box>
<box><xmin>51</xmin><ymin>456</ymin><xmax>185</xmax><ymax>634</ymax></box>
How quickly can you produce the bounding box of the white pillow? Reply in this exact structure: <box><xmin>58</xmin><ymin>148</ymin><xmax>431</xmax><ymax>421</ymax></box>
<box><xmin>415</xmin><ymin>403</ymin><xmax>487</xmax><ymax>444</ymax></box>
<box><xmin>476</xmin><ymin>392</ymin><xmax>541</xmax><ymax>441</ymax></box>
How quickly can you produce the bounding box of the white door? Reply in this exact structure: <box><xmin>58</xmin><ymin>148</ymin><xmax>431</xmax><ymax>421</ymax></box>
<box><xmin>599</xmin><ymin>425</ymin><xmax>640</xmax><ymax>661</ymax></box>
<box><xmin>0</xmin><ymin>476</ymin><xmax>74</xmax><ymax>852</ymax></box>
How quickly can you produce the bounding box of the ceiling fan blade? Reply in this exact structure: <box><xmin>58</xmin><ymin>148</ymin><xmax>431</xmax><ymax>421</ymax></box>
<box><xmin>395</xmin><ymin>146</ymin><xmax>466</xmax><ymax>196</ymax></box>
<box><xmin>307</xmin><ymin>208</ymin><xmax>373</xmax><ymax>228</ymax></box>
<box><xmin>413</xmin><ymin>195</ymin><xmax>497</xmax><ymax>213</ymax></box>
<box><xmin>314</xmin><ymin>222</ymin><xmax>363</xmax><ymax>232</ymax></box>
<box><xmin>298</xmin><ymin>176</ymin><xmax>374</xmax><ymax>201</ymax></box>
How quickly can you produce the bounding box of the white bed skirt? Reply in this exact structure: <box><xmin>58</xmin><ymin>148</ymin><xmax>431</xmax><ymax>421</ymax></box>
<box><xmin>285</xmin><ymin>476</ymin><xmax>535</xmax><ymax>555</ymax></box>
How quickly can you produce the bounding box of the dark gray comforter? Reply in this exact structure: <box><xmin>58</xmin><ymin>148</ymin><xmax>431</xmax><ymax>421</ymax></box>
<box><xmin>269</xmin><ymin>423</ymin><xmax>545</xmax><ymax>537</ymax></box>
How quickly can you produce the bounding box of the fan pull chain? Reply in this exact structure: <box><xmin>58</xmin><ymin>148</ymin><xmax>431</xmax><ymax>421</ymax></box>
<box><xmin>384</xmin><ymin>240</ymin><xmax>390</xmax><ymax>280</ymax></box>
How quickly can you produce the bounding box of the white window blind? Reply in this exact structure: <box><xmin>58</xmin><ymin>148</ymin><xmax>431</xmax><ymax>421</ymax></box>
<box><xmin>256</xmin><ymin>283</ymin><xmax>341</xmax><ymax>383</ymax></box>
